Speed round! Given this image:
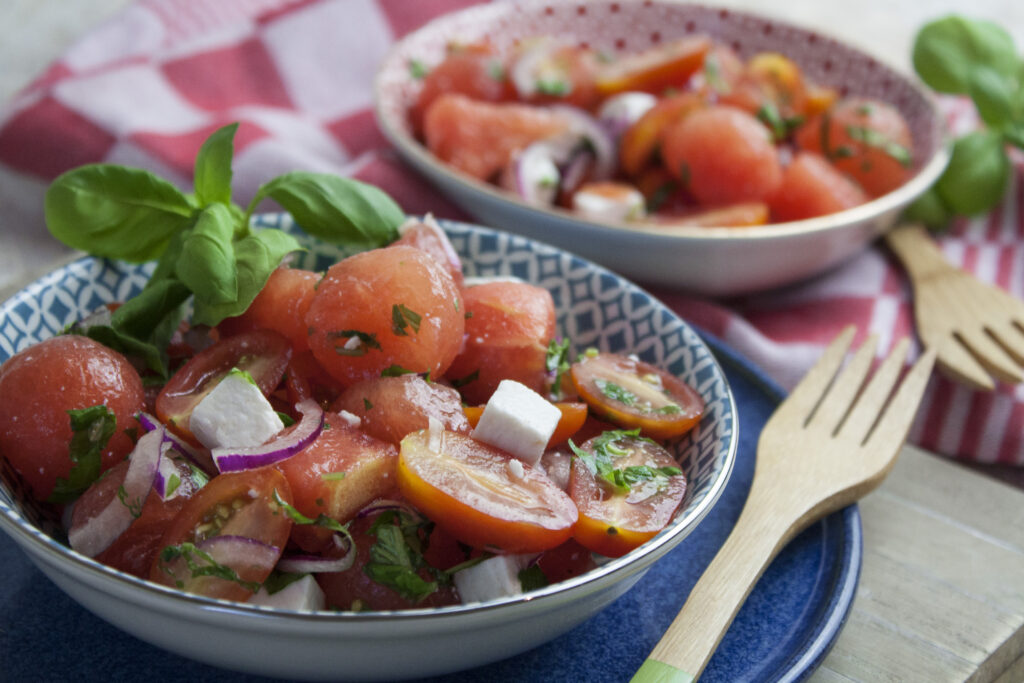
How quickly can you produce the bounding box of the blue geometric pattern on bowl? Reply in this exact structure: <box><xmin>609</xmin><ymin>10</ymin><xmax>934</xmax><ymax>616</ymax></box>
<box><xmin>0</xmin><ymin>214</ymin><xmax>735</xmax><ymax>605</ymax></box>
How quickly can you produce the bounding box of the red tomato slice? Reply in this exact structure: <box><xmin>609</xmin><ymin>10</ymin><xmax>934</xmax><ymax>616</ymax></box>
<box><xmin>569</xmin><ymin>432</ymin><xmax>686</xmax><ymax>557</ymax></box>
<box><xmin>155</xmin><ymin>330</ymin><xmax>291</xmax><ymax>444</ymax></box>
<box><xmin>397</xmin><ymin>429</ymin><xmax>577</xmax><ymax>553</ymax></box>
<box><xmin>149</xmin><ymin>467</ymin><xmax>293</xmax><ymax>601</ymax></box>
<box><xmin>570</xmin><ymin>353</ymin><xmax>703</xmax><ymax>439</ymax></box>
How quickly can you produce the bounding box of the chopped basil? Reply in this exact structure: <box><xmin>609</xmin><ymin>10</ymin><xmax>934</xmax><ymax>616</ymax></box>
<box><xmin>362</xmin><ymin>397</ymin><xmax>373</xmax><ymax>411</ymax></box>
<box><xmin>271</xmin><ymin>489</ymin><xmax>349</xmax><ymax>535</ymax></box>
<box><xmin>381</xmin><ymin>364</ymin><xmax>415</xmax><ymax>377</ymax></box>
<box><xmin>159</xmin><ymin>542</ymin><xmax>261</xmax><ymax>593</ymax></box>
<box><xmin>569</xmin><ymin>429</ymin><xmax>680</xmax><ymax>495</ymax></box>
<box><xmin>518</xmin><ymin>564</ymin><xmax>549</xmax><ymax>592</ymax></box>
<box><xmin>535</xmin><ymin>78</ymin><xmax>570</xmax><ymax>96</ymax></box>
<box><xmin>408</xmin><ymin>58</ymin><xmax>429</xmax><ymax>79</ymax></box>
<box><xmin>262</xmin><ymin>569</ymin><xmax>308</xmax><ymax>595</ymax></box>
<box><xmin>364</xmin><ymin>510</ymin><xmax>438</xmax><ymax>603</ymax></box>
<box><xmin>449</xmin><ymin>369</ymin><xmax>479</xmax><ymax>389</ymax></box>
<box><xmin>227</xmin><ymin>366</ymin><xmax>258</xmax><ymax>386</ymax></box>
<box><xmin>276</xmin><ymin>411</ymin><xmax>296</xmax><ymax>427</ymax></box>
<box><xmin>321</xmin><ymin>471</ymin><xmax>347</xmax><ymax>482</ymax></box>
<box><xmin>845</xmin><ymin>125</ymin><xmax>913</xmax><ymax>167</ymax></box>
<box><xmin>594</xmin><ymin>377</ymin><xmax>681</xmax><ymax>416</ymax></box>
<box><xmin>329</xmin><ymin>329</ymin><xmax>381</xmax><ymax>356</ymax></box>
<box><xmin>391</xmin><ymin>303</ymin><xmax>422</xmax><ymax>336</ymax></box>
<box><xmin>545</xmin><ymin>338</ymin><xmax>571</xmax><ymax>400</ymax></box>
<box><xmin>48</xmin><ymin>405</ymin><xmax>117</xmax><ymax>503</ymax></box>
<box><xmin>117</xmin><ymin>484</ymin><xmax>143</xmax><ymax>518</ymax></box>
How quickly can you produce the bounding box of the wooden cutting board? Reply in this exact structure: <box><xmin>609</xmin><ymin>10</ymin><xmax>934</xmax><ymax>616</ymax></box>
<box><xmin>811</xmin><ymin>444</ymin><xmax>1024</xmax><ymax>681</ymax></box>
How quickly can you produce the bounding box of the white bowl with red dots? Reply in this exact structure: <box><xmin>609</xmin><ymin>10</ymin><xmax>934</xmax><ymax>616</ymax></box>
<box><xmin>374</xmin><ymin>0</ymin><xmax>949</xmax><ymax>295</ymax></box>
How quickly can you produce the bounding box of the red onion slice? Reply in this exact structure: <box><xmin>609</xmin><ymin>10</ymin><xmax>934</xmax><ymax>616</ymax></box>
<box><xmin>212</xmin><ymin>399</ymin><xmax>324</xmax><ymax>473</ymax></box>
<box><xmin>138</xmin><ymin>411</ymin><xmax>216</xmax><ymax>476</ymax></box>
<box><xmin>68</xmin><ymin>427</ymin><xmax>168</xmax><ymax>557</ymax></box>
<box><xmin>550</xmin><ymin>105</ymin><xmax>616</xmax><ymax>181</ymax></box>
<box><xmin>277</xmin><ymin>550</ymin><xmax>355</xmax><ymax>574</ymax></box>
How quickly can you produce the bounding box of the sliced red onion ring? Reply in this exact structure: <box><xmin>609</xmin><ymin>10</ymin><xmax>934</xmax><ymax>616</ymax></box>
<box><xmin>500</xmin><ymin>143</ymin><xmax>561</xmax><ymax>206</ymax></box>
<box><xmin>277</xmin><ymin>550</ymin><xmax>355</xmax><ymax>574</ymax></box>
<box><xmin>68</xmin><ymin>427</ymin><xmax>168</xmax><ymax>557</ymax></box>
<box><xmin>212</xmin><ymin>399</ymin><xmax>324</xmax><ymax>473</ymax></box>
<box><xmin>138</xmin><ymin>412</ymin><xmax>216</xmax><ymax>476</ymax></box>
<box><xmin>355</xmin><ymin>498</ymin><xmax>423</xmax><ymax>521</ymax></box>
<box><xmin>550</xmin><ymin>105</ymin><xmax>616</xmax><ymax>181</ymax></box>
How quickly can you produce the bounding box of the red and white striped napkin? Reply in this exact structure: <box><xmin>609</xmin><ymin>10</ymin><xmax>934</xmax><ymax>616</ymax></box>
<box><xmin>1</xmin><ymin>0</ymin><xmax>1022</xmax><ymax>465</ymax></box>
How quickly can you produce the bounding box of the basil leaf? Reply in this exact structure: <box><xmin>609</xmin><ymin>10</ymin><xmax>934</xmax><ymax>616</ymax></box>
<box><xmin>176</xmin><ymin>203</ymin><xmax>239</xmax><ymax>305</ymax></box>
<box><xmin>80</xmin><ymin>277</ymin><xmax>192</xmax><ymax>376</ymax></box>
<box><xmin>190</xmin><ymin>228</ymin><xmax>301</xmax><ymax>326</ymax></box>
<box><xmin>363</xmin><ymin>523</ymin><xmax>437</xmax><ymax>603</ymax></box>
<box><xmin>902</xmin><ymin>186</ymin><xmax>953</xmax><ymax>229</ymax></box>
<box><xmin>936</xmin><ymin>130</ymin><xmax>1011</xmax><ymax>216</ymax></box>
<box><xmin>47</xmin><ymin>405</ymin><xmax>117</xmax><ymax>503</ymax></box>
<box><xmin>45</xmin><ymin>164</ymin><xmax>194</xmax><ymax>262</ymax></box>
<box><xmin>968</xmin><ymin>65</ymin><xmax>1017</xmax><ymax>129</ymax></box>
<box><xmin>194</xmin><ymin>122</ymin><xmax>237</xmax><ymax>207</ymax></box>
<box><xmin>248</xmin><ymin>172</ymin><xmax>403</xmax><ymax>248</ymax></box>
<box><xmin>912</xmin><ymin>16</ymin><xmax>1019</xmax><ymax>94</ymax></box>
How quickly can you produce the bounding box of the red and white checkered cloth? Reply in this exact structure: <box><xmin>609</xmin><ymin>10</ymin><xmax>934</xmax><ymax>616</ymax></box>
<box><xmin>2</xmin><ymin>0</ymin><xmax>1023</xmax><ymax>465</ymax></box>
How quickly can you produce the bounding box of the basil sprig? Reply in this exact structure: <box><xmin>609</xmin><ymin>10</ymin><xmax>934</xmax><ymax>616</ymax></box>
<box><xmin>48</xmin><ymin>405</ymin><xmax>118</xmax><ymax>504</ymax></box>
<box><xmin>45</xmin><ymin>122</ymin><xmax>404</xmax><ymax>376</ymax></box>
<box><xmin>906</xmin><ymin>16</ymin><xmax>1024</xmax><ymax>226</ymax></box>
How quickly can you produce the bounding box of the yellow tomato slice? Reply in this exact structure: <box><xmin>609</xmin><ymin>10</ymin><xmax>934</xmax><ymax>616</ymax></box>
<box><xmin>397</xmin><ymin>429</ymin><xmax>577</xmax><ymax>553</ymax></box>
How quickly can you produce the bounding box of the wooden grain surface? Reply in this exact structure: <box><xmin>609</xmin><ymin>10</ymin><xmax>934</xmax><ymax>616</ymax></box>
<box><xmin>812</xmin><ymin>444</ymin><xmax>1024</xmax><ymax>682</ymax></box>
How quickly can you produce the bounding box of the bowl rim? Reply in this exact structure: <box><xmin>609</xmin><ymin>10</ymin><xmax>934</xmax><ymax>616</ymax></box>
<box><xmin>373</xmin><ymin>0</ymin><xmax>951</xmax><ymax>242</ymax></box>
<box><xmin>0</xmin><ymin>215</ymin><xmax>739</xmax><ymax>624</ymax></box>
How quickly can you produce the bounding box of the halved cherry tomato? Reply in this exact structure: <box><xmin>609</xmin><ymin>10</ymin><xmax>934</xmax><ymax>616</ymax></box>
<box><xmin>569</xmin><ymin>431</ymin><xmax>686</xmax><ymax>557</ymax></box>
<box><xmin>410</xmin><ymin>42</ymin><xmax>513</xmax><ymax>134</ymax></box>
<box><xmin>571</xmin><ymin>352</ymin><xmax>703</xmax><ymax>439</ymax></box>
<box><xmin>595</xmin><ymin>35</ymin><xmax>712</xmax><ymax>97</ymax></box>
<box><xmin>463</xmin><ymin>401</ymin><xmax>587</xmax><ymax>448</ymax></box>
<box><xmin>149</xmin><ymin>467</ymin><xmax>293</xmax><ymax>601</ymax></box>
<box><xmin>397</xmin><ymin>429</ymin><xmax>577</xmax><ymax>553</ymax></box>
<box><xmin>155</xmin><ymin>330</ymin><xmax>291</xmax><ymax>444</ymax></box>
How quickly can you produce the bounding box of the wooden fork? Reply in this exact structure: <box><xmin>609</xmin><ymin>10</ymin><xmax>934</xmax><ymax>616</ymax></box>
<box><xmin>886</xmin><ymin>222</ymin><xmax>1024</xmax><ymax>391</ymax></box>
<box><xmin>632</xmin><ymin>327</ymin><xmax>936</xmax><ymax>683</ymax></box>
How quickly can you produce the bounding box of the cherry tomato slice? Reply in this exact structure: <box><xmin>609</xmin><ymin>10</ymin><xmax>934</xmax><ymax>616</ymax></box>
<box><xmin>397</xmin><ymin>429</ymin><xmax>577</xmax><ymax>553</ymax></box>
<box><xmin>155</xmin><ymin>330</ymin><xmax>291</xmax><ymax>444</ymax></box>
<box><xmin>595</xmin><ymin>35</ymin><xmax>712</xmax><ymax>97</ymax></box>
<box><xmin>149</xmin><ymin>467</ymin><xmax>293</xmax><ymax>601</ymax></box>
<box><xmin>570</xmin><ymin>353</ymin><xmax>703</xmax><ymax>439</ymax></box>
<box><xmin>569</xmin><ymin>432</ymin><xmax>686</xmax><ymax>557</ymax></box>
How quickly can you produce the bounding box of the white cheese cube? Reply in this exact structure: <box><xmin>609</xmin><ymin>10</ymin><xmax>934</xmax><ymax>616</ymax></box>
<box><xmin>472</xmin><ymin>379</ymin><xmax>561</xmax><ymax>466</ymax></box>
<box><xmin>189</xmin><ymin>372</ymin><xmax>284</xmax><ymax>450</ymax></box>
<box><xmin>249</xmin><ymin>575</ymin><xmax>326</xmax><ymax>611</ymax></box>
<box><xmin>454</xmin><ymin>554</ymin><xmax>531</xmax><ymax>604</ymax></box>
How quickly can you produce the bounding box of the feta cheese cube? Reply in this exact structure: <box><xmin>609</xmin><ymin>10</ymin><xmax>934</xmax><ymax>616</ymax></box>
<box><xmin>472</xmin><ymin>379</ymin><xmax>561</xmax><ymax>466</ymax></box>
<box><xmin>453</xmin><ymin>554</ymin><xmax>532</xmax><ymax>604</ymax></box>
<box><xmin>189</xmin><ymin>372</ymin><xmax>284</xmax><ymax>450</ymax></box>
<box><xmin>249</xmin><ymin>575</ymin><xmax>326</xmax><ymax>611</ymax></box>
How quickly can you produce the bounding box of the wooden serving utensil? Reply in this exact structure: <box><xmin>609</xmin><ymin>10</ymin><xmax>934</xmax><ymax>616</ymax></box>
<box><xmin>886</xmin><ymin>222</ymin><xmax>1024</xmax><ymax>391</ymax></box>
<box><xmin>632</xmin><ymin>327</ymin><xmax>935</xmax><ymax>682</ymax></box>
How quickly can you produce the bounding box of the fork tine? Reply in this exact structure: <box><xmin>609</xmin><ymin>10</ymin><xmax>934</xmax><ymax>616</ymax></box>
<box><xmin>985</xmin><ymin>320</ymin><xmax>1024</xmax><ymax>366</ymax></box>
<box><xmin>864</xmin><ymin>347</ymin><xmax>937</xmax><ymax>454</ymax></box>
<box><xmin>956</xmin><ymin>328</ymin><xmax>1024</xmax><ymax>384</ymax></box>
<box><xmin>775</xmin><ymin>326</ymin><xmax>857</xmax><ymax>422</ymax></box>
<box><xmin>838</xmin><ymin>337</ymin><xmax>910</xmax><ymax>444</ymax></box>
<box><xmin>937</xmin><ymin>337</ymin><xmax>996</xmax><ymax>391</ymax></box>
<box><xmin>810</xmin><ymin>334</ymin><xmax>878</xmax><ymax>434</ymax></box>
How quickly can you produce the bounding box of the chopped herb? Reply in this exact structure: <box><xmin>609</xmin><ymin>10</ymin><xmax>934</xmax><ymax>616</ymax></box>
<box><xmin>48</xmin><ymin>405</ymin><xmax>117</xmax><ymax>503</ymax></box>
<box><xmin>464</xmin><ymin>311</ymin><xmax>474</xmax><ymax>319</ymax></box>
<box><xmin>276</xmin><ymin>411</ymin><xmax>296</xmax><ymax>427</ymax></box>
<box><xmin>535</xmin><ymin>78</ymin><xmax>570</xmax><ymax>96</ymax></box>
<box><xmin>408</xmin><ymin>58</ymin><xmax>429</xmax><ymax>79</ymax></box>
<box><xmin>227</xmin><ymin>366</ymin><xmax>258</xmax><ymax>385</ymax></box>
<box><xmin>364</xmin><ymin>510</ymin><xmax>438</xmax><ymax>603</ymax></box>
<box><xmin>381</xmin><ymin>364</ymin><xmax>414</xmax><ymax>377</ymax></box>
<box><xmin>159</xmin><ymin>542</ymin><xmax>261</xmax><ymax>593</ymax></box>
<box><xmin>321</xmin><ymin>471</ymin><xmax>347</xmax><ymax>482</ymax></box>
<box><xmin>595</xmin><ymin>378</ymin><xmax>638</xmax><ymax>406</ymax></box>
<box><xmin>363</xmin><ymin>397</ymin><xmax>373</xmax><ymax>411</ymax></box>
<box><xmin>545</xmin><ymin>338</ymin><xmax>572</xmax><ymax>399</ymax></box>
<box><xmin>645</xmin><ymin>181</ymin><xmax>677</xmax><ymax>213</ymax></box>
<box><xmin>845</xmin><ymin>125</ymin><xmax>913</xmax><ymax>167</ymax></box>
<box><xmin>486</xmin><ymin>59</ymin><xmax>505</xmax><ymax>81</ymax></box>
<box><xmin>391</xmin><ymin>304</ymin><xmax>422</xmax><ymax>336</ymax></box>
<box><xmin>518</xmin><ymin>564</ymin><xmax>549</xmax><ymax>592</ymax></box>
<box><xmin>165</xmin><ymin>472</ymin><xmax>182</xmax><ymax>498</ymax></box>
<box><xmin>117</xmin><ymin>484</ymin><xmax>143</xmax><ymax>518</ymax></box>
<box><xmin>569</xmin><ymin>429</ymin><xmax>680</xmax><ymax>494</ymax></box>
<box><xmin>329</xmin><ymin>329</ymin><xmax>381</xmax><ymax>356</ymax></box>
<box><xmin>272</xmin><ymin>489</ymin><xmax>349</xmax><ymax>535</ymax></box>
<box><xmin>262</xmin><ymin>569</ymin><xmax>307</xmax><ymax>595</ymax></box>
<box><xmin>703</xmin><ymin>53</ymin><xmax>729</xmax><ymax>93</ymax></box>
<box><xmin>449</xmin><ymin>369</ymin><xmax>480</xmax><ymax>388</ymax></box>
<box><xmin>756</xmin><ymin>102</ymin><xmax>803</xmax><ymax>141</ymax></box>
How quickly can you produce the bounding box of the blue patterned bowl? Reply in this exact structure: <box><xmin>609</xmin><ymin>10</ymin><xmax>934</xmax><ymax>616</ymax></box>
<box><xmin>0</xmin><ymin>215</ymin><xmax>737</xmax><ymax>681</ymax></box>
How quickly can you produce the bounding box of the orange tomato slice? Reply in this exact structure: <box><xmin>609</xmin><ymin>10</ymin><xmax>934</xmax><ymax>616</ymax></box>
<box><xmin>595</xmin><ymin>35</ymin><xmax>712</xmax><ymax>97</ymax></box>
<box><xmin>397</xmin><ymin>429</ymin><xmax>577</xmax><ymax>553</ymax></box>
